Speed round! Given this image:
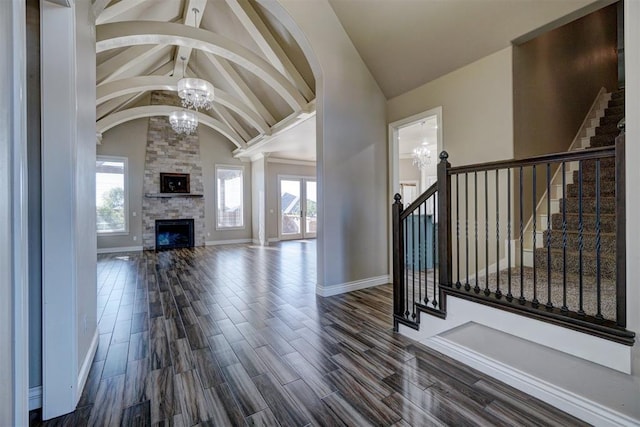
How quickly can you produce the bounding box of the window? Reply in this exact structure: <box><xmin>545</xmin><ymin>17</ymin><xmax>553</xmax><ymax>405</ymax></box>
<box><xmin>96</xmin><ymin>156</ymin><xmax>128</xmax><ymax>234</ymax></box>
<box><xmin>216</xmin><ymin>166</ymin><xmax>244</xmax><ymax>229</ymax></box>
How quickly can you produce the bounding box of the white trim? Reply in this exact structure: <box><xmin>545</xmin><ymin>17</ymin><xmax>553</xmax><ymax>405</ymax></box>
<box><xmin>427</xmin><ymin>336</ymin><xmax>640</xmax><ymax>427</ymax></box>
<box><xmin>316</xmin><ymin>275</ymin><xmax>390</xmax><ymax>297</ymax></box>
<box><xmin>215</xmin><ymin>164</ymin><xmax>245</xmax><ymax>230</ymax></box>
<box><xmin>75</xmin><ymin>329</ymin><xmax>99</xmax><ymax>406</ymax></box>
<box><xmin>97</xmin><ymin>246</ymin><xmax>143</xmax><ymax>254</ymax></box>
<box><xmin>29</xmin><ymin>387</ymin><xmax>42</xmax><ymax>411</ymax></box>
<box><xmin>388</xmin><ymin>106</ymin><xmax>443</xmax><ymax>286</ymax></box>
<box><xmin>267</xmin><ymin>157</ymin><xmax>316</xmax><ymax>167</ymax></box>
<box><xmin>96</xmin><ymin>155</ymin><xmax>129</xmax><ymax>235</ymax></box>
<box><xmin>205</xmin><ymin>238</ymin><xmax>252</xmax><ymax>246</ymax></box>
<box><xmin>268</xmin><ymin>237</ymin><xmax>280</xmax><ymax>243</ymax></box>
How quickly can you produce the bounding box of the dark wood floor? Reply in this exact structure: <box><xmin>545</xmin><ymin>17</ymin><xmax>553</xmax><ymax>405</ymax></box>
<box><xmin>31</xmin><ymin>241</ymin><xmax>587</xmax><ymax>426</ymax></box>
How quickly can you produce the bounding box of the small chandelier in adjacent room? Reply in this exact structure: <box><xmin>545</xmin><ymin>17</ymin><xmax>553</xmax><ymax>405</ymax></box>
<box><xmin>169</xmin><ymin>109</ymin><xmax>198</xmax><ymax>135</ymax></box>
<box><xmin>412</xmin><ymin>142</ymin><xmax>432</xmax><ymax>170</ymax></box>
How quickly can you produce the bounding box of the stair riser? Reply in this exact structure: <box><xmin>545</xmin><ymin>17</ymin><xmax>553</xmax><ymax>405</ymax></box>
<box><xmin>600</xmin><ymin>114</ymin><xmax>624</xmax><ymax>126</ymax></box>
<box><xmin>608</xmin><ymin>98</ymin><xmax>624</xmax><ymax>108</ymax></box>
<box><xmin>611</xmin><ymin>90</ymin><xmax>624</xmax><ymax>100</ymax></box>
<box><xmin>589</xmin><ymin>135</ymin><xmax>617</xmax><ymax>147</ymax></box>
<box><xmin>575</xmin><ymin>159</ymin><xmax>615</xmax><ymax>171</ymax></box>
<box><xmin>605</xmin><ymin>106</ymin><xmax>624</xmax><ymax>116</ymax></box>
<box><xmin>543</xmin><ymin>230</ymin><xmax>616</xmax><ymax>253</ymax></box>
<box><xmin>595</xmin><ymin>125</ymin><xmax>620</xmax><ymax>136</ymax></box>
<box><xmin>534</xmin><ymin>249</ymin><xmax>616</xmax><ymax>280</ymax></box>
<box><xmin>560</xmin><ymin>198</ymin><xmax>616</xmax><ymax>215</ymax></box>
<box><xmin>551</xmin><ymin>214</ymin><xmax>616</xmax><ymax>233</ymax></box>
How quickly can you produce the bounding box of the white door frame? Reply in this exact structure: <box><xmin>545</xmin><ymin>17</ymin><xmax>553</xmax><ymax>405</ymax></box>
<box><xmin>388</xmin><ymin>106</ymin><xmax>443</xmax><ymax>280</ymax></box>
<box><xmin>277</xmin><ymin>174</ymin><xmax>317</xmax><ymax>240</ymax></box>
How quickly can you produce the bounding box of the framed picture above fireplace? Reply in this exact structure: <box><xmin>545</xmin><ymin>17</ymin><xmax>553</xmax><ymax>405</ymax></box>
<box><xmin>160</xmin><ymin>173</ymin><xmax>190</xmax><ymax>193</ymax></box>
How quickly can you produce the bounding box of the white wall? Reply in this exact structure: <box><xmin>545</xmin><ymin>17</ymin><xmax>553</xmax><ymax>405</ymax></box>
<box><xmin>0</xmin><ymin>1</ymin><xmax>28</xmax><ymax>424</ymax></box>
<box><xmin>97</xmin><ymin>119</ymin><xmax>253</xmax><ymax>249</ymax></box>
<box><xmin>263</xmin><ymin>0</ymin><xmax>389</xmax><ymax>294</ymax></box>
<box><xmin>624</xmin><ymin>0</ymin><xmax>640</xmax><ymax>375</ymax></box>
<box><xmin>41</xmin><ymin>0</ymin><xmax>97</xmax><ymax>419</ymax></box>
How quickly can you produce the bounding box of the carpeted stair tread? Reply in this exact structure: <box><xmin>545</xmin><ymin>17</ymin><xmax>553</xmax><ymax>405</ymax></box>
<box><xmin>576</xmin><ymin>158</ymin><xmax>615</xmax><ymax>171</ymax></box>
<box><xmin>611</xmin><ymin>90</ymin><xmax>625</xmax><ymax>100</ymax></box>
<box><xmin>473</xmin><ymin>266</ymin><xmax>616</xmax><ymax>320</ymax></box>
<box><xmin>604</xmin><ymin>105</ymin><xmax>624</xmax><ymax>116</ymax></box>
<box><xmin>608</xmin><ymin>97</ymin><xmax>624</xmax><ymax>107</ymax></box>
<box><xmin>566</xmin><ymin>180</ymin><xmax>615</xmax><ymax>197</ymax></box>
<box><xmin>600</xmin><ymin>114</ymin><xmax>624</xmax><ymax>126</ymax></box>
<box><xmin>534</xmin><ymin>247</ymin><xmax>616</xmax><ymax>280</ymax></box>
<box><xmin>560</xmin><ymin>197</ymin><xmax>615</xmax><ymax>215</ymax></box>
<box><xmin>595</xmin><ymin>124</ymin><xmax>621</xmax><ymax>136</ymax></box>
<box><xmin>571</xmin><ymin>168</ymin><xmax>616</xmax><ymax>183</ymax></box>
<box><xmin>551</xmin><ymin>212</ymin><xmax>616</xmax><ymax>233</ymax></box>
<box><xmin>543</xmin><ymin>229</ymin><xmax>616</xmax><ymax>253</ymax></box>
<box><xmin>589</xmin><ymin>134</ymin><xmax>617</xmax><ymax>147</ymax></box>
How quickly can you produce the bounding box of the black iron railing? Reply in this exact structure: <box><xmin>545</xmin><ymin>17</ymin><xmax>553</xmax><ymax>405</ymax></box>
<box><xmin>393</xmin><ymin>135</ymin><xmax>634</xmax><ymax>345</ymax></box>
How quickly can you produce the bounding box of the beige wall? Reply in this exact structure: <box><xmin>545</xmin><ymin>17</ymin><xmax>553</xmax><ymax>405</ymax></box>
<box><xmin>98</xmin><ymin>119</ymin><xmax>252</xmax><ymax>249</ymax></box>
<box><xmin>399</xmin><ymin>158</ymin><xmax>420</xmax><ymax>183</ymax></box>
<box><xmin>266</xmin><ymin>161</ymin><xmax>316</xmax><ymax>240</ymax></box>
<box><xmin>388</xmin><ymin>48</ymin><xmax>515</xmax><ymax>167</ymax></box>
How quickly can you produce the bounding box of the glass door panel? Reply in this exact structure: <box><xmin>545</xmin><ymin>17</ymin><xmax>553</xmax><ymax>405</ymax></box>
<box><xmin>280</xmin><ymin>179</ymin><xmax>302</xmax><ymax>239</ymax></box>
<box><xmin>304</xmin><ymin>180</ymin><xmax>317</xmax><ymax>238</ymax></box>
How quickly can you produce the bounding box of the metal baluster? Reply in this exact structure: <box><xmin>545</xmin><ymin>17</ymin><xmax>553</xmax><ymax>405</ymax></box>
<box><xmin>495</xmin><ymin>169</ymin><xmax>501</xmax><ymax>299</ymax></box>
<box><xmin>411</xmin><ymin>211</ymin><xmax>416</xmax><ymax>320</ymax></box>
<box><xmin>418</xmin><ymin>202</ymin><xmax>422</xmax><ymax>307</ymax></box>
<box><xmin>404</xmin><ymin>216</ymin><xmax>409</xmax><ymax>318</ymax></box>
<box><xmin>423</xmin><ymin>201</ymin><xmax>428</xmax><ymax>305</ymax></box>
<box><xmin>578</xmin><ymin>161</ymin><xmax>585</xmax><ymax>316</ymax></box>
<box><xmin>433</xmin><ymin>194</ymin><xmax>438</xmax><ymax>308</ymax></box>
<box><xmin>532</xmin><ymin>165</ymin><xmax>539</xmax><ymax>308</ymax></box>
<box><xmin>546</xmin><ymin>163</ymin><xmax>553</xmax><ymax>309</ymax></box>
<box><xmin>595</xmin><ymin>159</ymin><xmax>603</xmax><ymax>320</ymax></box>
<box><xmin>475</xmin><ymin>171</ymin><xmax>480</xmax><ymax>294</ymax></box>
<box><xmin>456</xmin><ymin>175</ymin><xmax>461</xmax><ymax>288</ymax></box>
<box><xmin>561</xmin><ymin>162</ymin><xmax>568</xmax><ymax>312</ymax></box>
<box><xmin>465</xmin><ymin>173</ymin><xmax>470</xmax><ymax>290</ymax></box>
<box><xmin>507</xmin><ymin>168</ymin><xmax>512</xmax><ymax>301</ymax></box>
<box><xmin>519</xmin><ymin>166</ymin><xmax>525</xmax><ymax>304</ymax></box>
<box><xmin>485</xmin><ymin>170</ymin><xmax>490</xmax><ymax>296</ymax></box>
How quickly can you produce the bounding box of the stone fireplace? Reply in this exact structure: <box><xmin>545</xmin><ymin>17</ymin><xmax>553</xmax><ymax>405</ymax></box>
<box><xmin>142</xmin><ymin>91</ymin><xmax>205</xmax><ymax>250</ymax></box>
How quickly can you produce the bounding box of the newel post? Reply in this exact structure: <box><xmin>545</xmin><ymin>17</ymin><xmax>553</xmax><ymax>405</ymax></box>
<box><xmin>392</xmin><ymin>193</ymin><xmax>405</xmax><ymax>318</ymax></box>
<box><xmin>437</xmin><ymin>151</ymin><xmax>452</xmax><ymax>286</ymax></box>
<box><xmin>615</xmin><ymin>119</ymin><xmax>626</xmax><ymax>328</ymax></box>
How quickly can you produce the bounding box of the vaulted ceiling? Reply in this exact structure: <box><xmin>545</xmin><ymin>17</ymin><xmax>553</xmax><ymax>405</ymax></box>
<box><xmin>94</xmin><ymin>0</ymin><xmax>316</xmax><ymax>159</ymax></box>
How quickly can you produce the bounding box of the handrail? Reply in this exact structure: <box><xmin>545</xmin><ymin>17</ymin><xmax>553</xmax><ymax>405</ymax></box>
<box><xmin>448</xmin><ymin>146</ymin><xmax>614</xmax><ymax>174</ymax></box>
<box><xmin>400</xmin><ymin>181</ymin><xmax>438</xmax><ymax>220</ymax></box>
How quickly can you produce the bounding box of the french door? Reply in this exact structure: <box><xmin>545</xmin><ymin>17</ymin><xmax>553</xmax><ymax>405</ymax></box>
<box><xmin>279</xmin><ymin>177</ymin><xmax>317</xmax><ymax>240</ymax></box>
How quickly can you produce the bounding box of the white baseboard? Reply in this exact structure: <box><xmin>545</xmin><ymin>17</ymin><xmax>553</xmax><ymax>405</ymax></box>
<box><xmin>29</xmin><ymin>386</ymin><xmax>42</xmax><ymax>411</ymax></box>
<box><xmin>427</xmin><ymin>336</ymin><xmax>639</xmax><ymax>427</ymax></box>
<box><xmin>205</xmin><ymin>239</ymin><xmax>252</xmax><ymax>246</ymax></box>
<box><xmin>76</xmin><ymin>329</ymin><xmax>99</xmax><ymax>406</ymax></box>
<box><xmin>268</xmin><ymin>237</ymin><xmax>280</xmax><ymax>243</ymax></box>
<box><xmin>316</xmin><ymin>275</ymin><xmax>390</xmax><ymax>297</ymax></box>
<box><xmin>97</xmin><ymin>246</ymin><xmax>143</xmax><ymax>254</ymax></box>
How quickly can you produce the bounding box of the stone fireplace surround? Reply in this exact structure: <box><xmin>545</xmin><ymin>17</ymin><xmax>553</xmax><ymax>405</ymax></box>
<box><xmin>142</xmin><ymin>91</ymin><xmax>205</xmax><ymax>250</ymax></box>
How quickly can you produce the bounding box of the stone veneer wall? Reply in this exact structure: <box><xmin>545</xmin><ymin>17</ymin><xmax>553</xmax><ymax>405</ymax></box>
<box><xmin>142</xmin><ymin>91</ymin><xmax>205</xmax><ymax>249</ymax></box>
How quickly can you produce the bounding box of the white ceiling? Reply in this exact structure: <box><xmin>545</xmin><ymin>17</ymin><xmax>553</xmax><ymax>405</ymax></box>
<box><xmin>328</xmin><ymin>0</ymin><xmax>598</xmax><ymax>98</ymax></box>
<box><xmin>94</xmin><ymin>0</ymin><xmax>602</xmax><ymax>162</ymax></box>
<box><xmin>398</xmin><ymin>115</ymin><xmax>438</xmax><ymax>157</ymax></box>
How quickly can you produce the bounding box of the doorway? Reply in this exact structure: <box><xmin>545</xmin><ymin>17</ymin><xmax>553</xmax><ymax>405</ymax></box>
<box><xmin>278</xmin><ymin>176</ymin><xmax>317</xmax><ymax>240</ymax></box>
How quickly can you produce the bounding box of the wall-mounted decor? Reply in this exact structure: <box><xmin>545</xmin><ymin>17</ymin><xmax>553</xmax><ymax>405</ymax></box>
<box><xmin>160</xmin><ymin>172</ymin><xmax>190</xmax><ymax>193</ymax></box>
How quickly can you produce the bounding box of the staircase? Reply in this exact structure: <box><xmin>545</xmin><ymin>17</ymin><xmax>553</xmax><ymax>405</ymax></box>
<box><xmin>534</xmin><ymin>89</ymin><xmax>624</xmax><ymax>282</ymax></box>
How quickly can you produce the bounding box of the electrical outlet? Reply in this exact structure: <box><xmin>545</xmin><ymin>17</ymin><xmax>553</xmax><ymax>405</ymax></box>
<box><xmin>132</xmin><ymin>211</ymin><xmax>137</xmax><ymax>217</ymax></box>
<box><xmin>133</xmin><ymin>236</ymin><xmax>137</xmax><ymax>241</ymax></box>
<box><xmin>207</xmin><ymin>232</ymin><xmax>210</xmax><ymax>237</ymax></box>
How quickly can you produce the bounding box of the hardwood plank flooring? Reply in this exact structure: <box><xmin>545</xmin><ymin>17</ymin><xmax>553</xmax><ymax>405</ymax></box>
<box><xmin>31</xmin><ymin>241</ymin><xmax>588</xmax><ymax>426</ymax></box>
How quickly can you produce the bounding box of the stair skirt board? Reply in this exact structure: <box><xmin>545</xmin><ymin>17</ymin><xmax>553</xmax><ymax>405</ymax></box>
<box><xmin>424</xmin><ymin>324</ymin><xmax>639</xmax><ymax>427</ymax></box>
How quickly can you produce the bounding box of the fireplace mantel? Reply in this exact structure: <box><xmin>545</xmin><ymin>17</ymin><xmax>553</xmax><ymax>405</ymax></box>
<box><xmin>144</xmin><ymin>193</ymin><xmax>204</xmax><ymax>198</ymax></box>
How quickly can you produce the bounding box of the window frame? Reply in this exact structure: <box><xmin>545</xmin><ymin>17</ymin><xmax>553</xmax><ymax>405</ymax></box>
<box><xmin>215</xmin><ymin>164</ymin><xmax>245</xmax><ymax>230</ymax></box>
<box><xmin>96</xmin><ymin>155</ymin><xmax>129</xmax><ymax>235</ymax></box>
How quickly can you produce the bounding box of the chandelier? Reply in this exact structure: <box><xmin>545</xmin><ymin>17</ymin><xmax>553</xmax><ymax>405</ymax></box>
<box><xmin>412</xmin><ymin>143</ymin><xmax>432</xmax><ymax>170</ymax></box>
<box><xmin>169</xmin><ymin>110</ymin><xmax>198</xmax><ymax>135</ymax></box>
<box><xmin>178</xmin><ymin>77</ymin><xmax>215</xmax><ymax>111</ymax></box>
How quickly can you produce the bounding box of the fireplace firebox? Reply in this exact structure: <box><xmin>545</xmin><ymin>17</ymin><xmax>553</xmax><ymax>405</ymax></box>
<box><xmin>155</xmin><ymin>219</ymin><xmax>194</xmax><ymax>250</ymax></box>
